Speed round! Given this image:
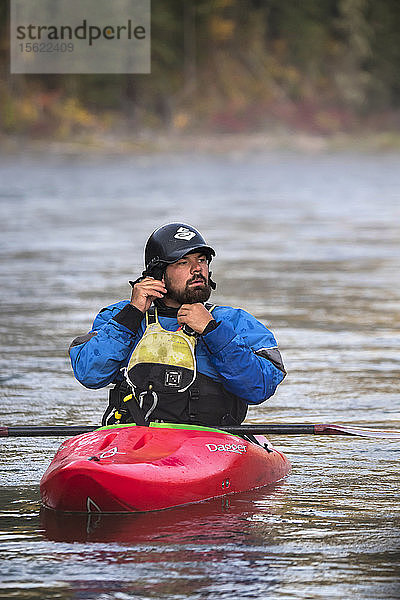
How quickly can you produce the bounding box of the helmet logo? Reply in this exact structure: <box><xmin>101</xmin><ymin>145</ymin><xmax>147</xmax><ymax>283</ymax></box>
<box><xmin>174</xmin><ymin>227</ymin><xmax>196</xmax><ymax>241</ymax></box>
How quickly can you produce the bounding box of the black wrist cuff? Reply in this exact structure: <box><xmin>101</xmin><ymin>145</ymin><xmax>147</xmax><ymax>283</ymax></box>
<box><xmin>202</xmin><ymin>320</ymin><xmax>219</xmax><ymax>336</ymax></box>
<box><xmin>113</xmin><ymin>304</ymin><xmax>144</xmax><ymax>333</ymax></box>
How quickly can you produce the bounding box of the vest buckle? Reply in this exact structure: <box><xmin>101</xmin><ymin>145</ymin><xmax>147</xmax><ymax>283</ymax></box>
<box><xmin>165</xmin><ymin>370</ymin><xmax>182</xmax><ymax>387</ymax></box>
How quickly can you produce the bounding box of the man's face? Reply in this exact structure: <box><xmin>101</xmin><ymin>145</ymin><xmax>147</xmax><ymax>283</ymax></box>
<box><xmin>163</xmin><ymin>252</ymin><xmax>211</xmax><ymax>306</ymax></box>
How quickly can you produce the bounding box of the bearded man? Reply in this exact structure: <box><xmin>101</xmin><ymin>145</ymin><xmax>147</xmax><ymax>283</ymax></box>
<box><xmin>69</xmin><ymin>223</ymin><xmax>286</xmax><ymax>427</ymax></box>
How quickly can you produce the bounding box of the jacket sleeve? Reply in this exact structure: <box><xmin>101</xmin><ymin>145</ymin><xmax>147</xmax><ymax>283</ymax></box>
<box><xmin>201</xmin><ymin>309</ymin><xmax>286</xmax><ymax>404</ymax></box>
<box><xmin>69</xmin><ymin>302</ymin><xmax>143</xmax><ymax>389</ymax></box>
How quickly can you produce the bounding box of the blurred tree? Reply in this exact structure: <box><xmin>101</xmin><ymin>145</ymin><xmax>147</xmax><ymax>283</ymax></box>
<box><xmin>334</xmin><ymin>0</ymin><xmax>373</xmax><ymax>109</ymax></box>
<box><xmin>367</xmin><ymin>0</ymin><xmax>400</xmax><ymax>111</ymax></box>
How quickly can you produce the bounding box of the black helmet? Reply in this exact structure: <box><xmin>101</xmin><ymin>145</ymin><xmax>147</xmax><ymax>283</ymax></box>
<box><xmin>130</xmin><ymin>223</ymin><xmax>216</xmax><ymax>289</ymax></box>
<box><xmin>145</xmin><ymin>223</ymin><xmax>215</xmax><ymax>274</ymax></box>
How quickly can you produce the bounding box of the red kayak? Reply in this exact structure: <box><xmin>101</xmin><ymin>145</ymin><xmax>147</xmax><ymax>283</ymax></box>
<box><xmin>40</xmin><ymin>423</ymin><xmax>291</xmax><ymax>513</ymax></box>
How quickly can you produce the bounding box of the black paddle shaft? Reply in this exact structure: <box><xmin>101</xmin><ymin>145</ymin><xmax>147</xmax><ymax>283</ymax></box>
<box><xmin>0</xmin><ymin>424</ymin><xmax>318</xmax><ymax>437</ymax></box>
<box><xmin>224</xmin><ymin>424</ymin><xmax>319</xmax><ymax>435</ymax></box>
<box><xmin>1</xmin><ymin>423</ymin><xmax>397</xmax><ymax>438</ymax></box>
<box><xmin>0</xmin><ymin>426</ymin><xmax>96</xmax><ymax>437</ymax></box>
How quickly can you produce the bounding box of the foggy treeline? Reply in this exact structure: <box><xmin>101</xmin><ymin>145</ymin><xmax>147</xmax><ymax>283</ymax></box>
<box><xmin>1</xmin><ymin>0</ymin><xmax>400</xmax><ymax>138</ymax></box>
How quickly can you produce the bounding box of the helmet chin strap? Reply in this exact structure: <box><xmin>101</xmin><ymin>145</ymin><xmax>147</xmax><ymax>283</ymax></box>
<box><xmin>130</xmin><ymin>272</ymin><xmax>216</xmax><ymax>290</ymax></box>
<box><xmin>130</xmin><ymin>258</ymin><xmax>216</xmax><ymax>289</ymax></box>
<box><xmin>129</xmin><ymin>262</ymin><xmax>167</xmax><ymax>287</ymax></box>
<box><xmin>129</xmin><ymin>275</ymin><xmax>145</xmax><ymax>287</ymax></box>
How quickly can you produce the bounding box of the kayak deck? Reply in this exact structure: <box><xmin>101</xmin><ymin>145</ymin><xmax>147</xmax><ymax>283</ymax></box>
<box><xmin>40</xmin><ymin>423</ymin><xmax>291</xmax><ymax>513</ymax></box>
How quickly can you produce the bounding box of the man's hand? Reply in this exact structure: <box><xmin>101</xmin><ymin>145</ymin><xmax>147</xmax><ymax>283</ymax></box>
<box><xmin>177</xmin><ymin>303</ymin><xmax>214</xmax><ymax>334</ymax></box>
<box><xmin>130</xmin><ymin>277</ymin><xmax>167</xmax><ymax>313</ymax></box>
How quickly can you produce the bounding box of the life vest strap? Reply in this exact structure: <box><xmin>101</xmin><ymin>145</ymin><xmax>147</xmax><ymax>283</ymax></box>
<box><xmin>101</xmin><ymin>381</ymin><xmax>148</xmax><ymax>426</ymax></box>
<box><xmin>146</xmin><ymin>306</ymin><xmax>157</xmax><ymax>326</ymax></box>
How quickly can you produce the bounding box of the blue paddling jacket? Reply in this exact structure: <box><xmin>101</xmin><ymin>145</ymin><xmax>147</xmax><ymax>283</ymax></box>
<box><xmin>69</xmin><ymin>300</ymin><xmax>286</xmax><ymax>426</ymax></box>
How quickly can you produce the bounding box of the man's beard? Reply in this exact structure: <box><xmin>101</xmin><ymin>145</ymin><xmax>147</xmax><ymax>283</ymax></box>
<box><xmin>164</xmin><ymin>273</ymin><xmax>211</xmax><ymax>305</ymax></box>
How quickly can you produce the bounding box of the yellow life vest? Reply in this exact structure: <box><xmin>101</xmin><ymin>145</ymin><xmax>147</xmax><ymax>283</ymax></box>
<box><xmin>126</xmin><ymin>307</ymin><xmax>196</xmax><ymax>391</ymax></box>
<box><xmin>115</xmin><ymin>304</ymin><xmax>252</xmax><ymax>426</ymax></box>
<box><xmin>123</xmin><ymin>305</ymin><xmax>216</xmax><ymax>421</ymax></box>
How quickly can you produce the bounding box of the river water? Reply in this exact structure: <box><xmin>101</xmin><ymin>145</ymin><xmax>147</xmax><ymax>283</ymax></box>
<box><xmin>0</xmin><ymin>149</ymin><xmax>399</xmax><ymax>599</ymax></box>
